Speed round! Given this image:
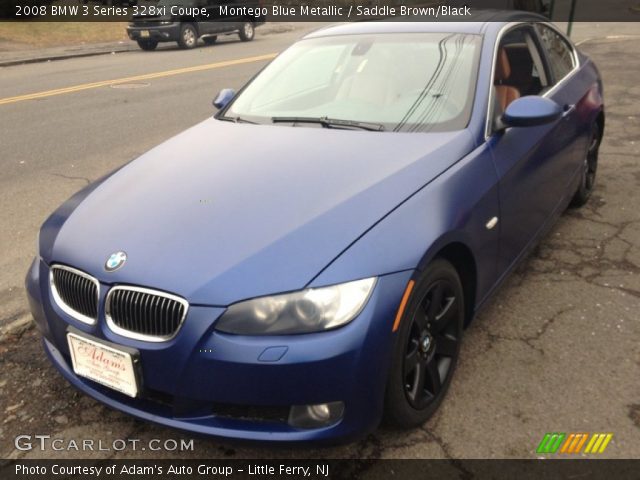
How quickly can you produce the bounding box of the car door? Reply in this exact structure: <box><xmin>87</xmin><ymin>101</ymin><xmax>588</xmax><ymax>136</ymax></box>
<box><xmin>533</xmin><ymin>23</ymin><xmax>586</xmax><ymax>194</ymax></box>
<box><xmin>488</xmin><ymin>24</ymin><xmax>579</xmax><ymax>274</ymax></box>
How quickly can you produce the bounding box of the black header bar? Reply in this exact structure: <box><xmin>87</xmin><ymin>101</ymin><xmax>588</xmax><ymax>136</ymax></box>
<box><xmin>1</xmin><ymin>0</ymin><xmax>640</xmax><ymax>22</ymax></box>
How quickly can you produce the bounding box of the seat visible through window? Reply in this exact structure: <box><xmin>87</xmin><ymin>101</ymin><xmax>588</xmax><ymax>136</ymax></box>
<box><xmin>492</xmin><ymin>26</ymin><xmax>549</xmax><ymax>119</ymax></box>
<box><xmin>494</xmin><ymin>48</ymin><xmax>521</xmax><ymax>111</ymax></box>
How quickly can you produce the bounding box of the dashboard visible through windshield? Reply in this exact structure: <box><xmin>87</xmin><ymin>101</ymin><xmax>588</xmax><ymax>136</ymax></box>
<box><xmin>224</xmin><ymin>32</ymin><xmax>482</xmax><ymax>133</ymax></box>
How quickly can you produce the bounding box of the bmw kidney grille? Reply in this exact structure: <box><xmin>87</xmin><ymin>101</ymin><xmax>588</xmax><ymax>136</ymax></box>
<box><xmin>50</xmin><ymin>265</ymin><xmax>188</xmax><ymax>341</ymax></box>
<box><xmin>105</xmin><ymin>286</ymin><xmax>188</xmax><ymax>341</ymax></box>
<box><xmin>50</xmin><ymin>265</ymin><xmax>99</xmax><ymax>325</ymax></box>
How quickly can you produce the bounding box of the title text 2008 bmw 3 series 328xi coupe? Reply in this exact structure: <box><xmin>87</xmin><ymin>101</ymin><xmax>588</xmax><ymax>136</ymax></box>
<box><xmin>26</xmin><ymin>16</ymin><xmax>604</xmax><ymax>443</ymax></box>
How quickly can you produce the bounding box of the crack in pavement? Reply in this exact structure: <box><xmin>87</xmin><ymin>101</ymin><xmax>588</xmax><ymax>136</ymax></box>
<box><xmin>421</xmin><ymin>428</ymin><xmax>474</xmax><ymax>479</ymax></box>
<box><xmin>476</xmin><ymin>305</ymin><xmax>577</xmax><ymax>355</ymax></box>
<box><xmin>49</xmin><ymin>173</ymin><xmax>92</xmax><ymax>185</ymax></box>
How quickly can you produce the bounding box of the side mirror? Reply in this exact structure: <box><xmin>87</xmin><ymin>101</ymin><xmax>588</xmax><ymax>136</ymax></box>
<box><xmin>499</xmin><ymin>96</ymin><xmax>562</xmax><ymax>129</ymax></box>
<box><xmin>212</xmin><ymin>88</ymin><xmax>236</xmax><ymax>110</ymax></box>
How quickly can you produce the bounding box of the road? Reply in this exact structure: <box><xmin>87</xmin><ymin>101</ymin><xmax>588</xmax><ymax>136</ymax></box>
<box><xmin>1</xmin><ymin>23</ymin><xmax>639</xmax><ymax>461</ymax></box>
<box><xmin>0</xmin><ymin>25</ymin><xmax>307</xmax><ymax>329</ymax></box>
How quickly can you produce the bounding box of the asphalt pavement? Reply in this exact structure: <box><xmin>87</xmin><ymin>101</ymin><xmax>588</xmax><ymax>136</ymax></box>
<box><xmin>0</xmin><ymin>22</ymin><xmax>639</xmax><ymax>461</ymax></box>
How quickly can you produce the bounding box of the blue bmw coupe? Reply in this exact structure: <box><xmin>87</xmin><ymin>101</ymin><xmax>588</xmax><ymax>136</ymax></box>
<box><xmin>27</xmin><ymin>15</ymin><xmax>604</xmax><ymax>443</ymax></box>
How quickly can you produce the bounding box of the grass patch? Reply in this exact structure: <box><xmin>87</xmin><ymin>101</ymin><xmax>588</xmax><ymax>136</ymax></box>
<box><xmin>0</xmin><ymin>22</ymin><xmax>129</xmax><ymax>47</ymax></box>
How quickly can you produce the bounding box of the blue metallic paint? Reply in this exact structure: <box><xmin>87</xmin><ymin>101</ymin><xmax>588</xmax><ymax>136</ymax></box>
<box><xmin>26</xmin><ymin>19</ymin><xmax>604</xmax><ymax>443</ymax></box>
<box><xmin>45</xmin><ymin>123</ymin><xmax>473</xmax><ymax>306</ymax></box>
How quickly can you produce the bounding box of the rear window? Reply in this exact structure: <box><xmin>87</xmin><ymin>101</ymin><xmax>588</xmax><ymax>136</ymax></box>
<box><xmin>535</xmin><ymin>25</ymin><xmax>576</xmax><ymax>82</ymax></box>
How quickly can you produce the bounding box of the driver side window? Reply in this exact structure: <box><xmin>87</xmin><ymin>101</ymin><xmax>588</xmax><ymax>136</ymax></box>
<box><xmin>491</xmin><ymin>26</ymin><xmax>550</xmax><ymax>123</ymax></box>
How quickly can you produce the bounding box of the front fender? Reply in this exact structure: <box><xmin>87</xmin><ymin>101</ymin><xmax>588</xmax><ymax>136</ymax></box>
<box><xmin>308</xmin><ymin>142</ymin><xmax>500</xmax><ymax>315</ymax></box>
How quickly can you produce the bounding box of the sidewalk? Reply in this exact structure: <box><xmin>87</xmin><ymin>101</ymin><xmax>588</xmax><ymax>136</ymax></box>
<box><xmin>554</xmin><ymin>22</ymin><xmax>640</xmax><ymax>45</ymax></box>
<box><xmin>0</xmin><ymin>40</ymin><xmax>136</xmax><ymax>67</ymax></box>
<box><xmin>0</xmin><ymin>22</ymin><xmax>314</xmax><ymax>67</ymax></box>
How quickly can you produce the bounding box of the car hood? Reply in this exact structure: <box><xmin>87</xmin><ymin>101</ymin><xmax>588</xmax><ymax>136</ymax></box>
<box><xmin>48</xmin><ymin>119</ymin><xmax>473</xmax><ymax>305</ymax></box>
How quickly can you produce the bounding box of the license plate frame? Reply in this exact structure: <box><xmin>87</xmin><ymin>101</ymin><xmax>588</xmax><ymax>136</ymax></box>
<box><xmin>67</xmin><ymin>331</ymin><xmax>140</xmax><ymax>398</ymax></box>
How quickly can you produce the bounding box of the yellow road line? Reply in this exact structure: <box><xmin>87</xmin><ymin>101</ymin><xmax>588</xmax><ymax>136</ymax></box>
<box><xmin>0</xmin><ymin>53</ymin><xmax>277</xmax><ymax>106</ymax></box>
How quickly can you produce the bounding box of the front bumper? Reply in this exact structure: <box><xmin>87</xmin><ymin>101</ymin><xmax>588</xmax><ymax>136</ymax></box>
<box><xmin>26</xmin><ymin>257</ymin><xmax>411</xmax><ymax>443</ymax></box>
<box><xmin>126</xmin><ymin>23</ymin><xmax>181</xmax><ymax>42</ymax></box>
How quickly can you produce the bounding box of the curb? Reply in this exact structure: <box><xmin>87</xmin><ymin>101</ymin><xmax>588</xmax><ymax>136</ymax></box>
<box><xmin>0</xmin><ymin>45</ymin><xmax>136</xmax><ymax>68</ymax></box>
<box><xmin>0</xmin><ymin>315</ymin><xmax>34</xmax><ymax>341</ymax></box>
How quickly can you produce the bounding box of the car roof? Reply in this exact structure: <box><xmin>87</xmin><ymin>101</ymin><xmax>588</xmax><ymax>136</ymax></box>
<box><xmin>304</xmin><ymin>11</ymin><xmax>548</xmax><ymax>39</ymax></box>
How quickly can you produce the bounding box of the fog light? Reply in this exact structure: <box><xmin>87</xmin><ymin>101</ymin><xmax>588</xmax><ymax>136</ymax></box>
<box><xmin>288</xmin><ymin>402</ymin><xmax>344</xmax><ymax>429</ymax></box>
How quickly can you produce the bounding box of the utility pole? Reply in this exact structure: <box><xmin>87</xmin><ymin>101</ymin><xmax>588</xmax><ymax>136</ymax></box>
<box><xmin>567</xmin><ymin>0</ymin><xmax>578</xmax><ymax>37</ymax></box>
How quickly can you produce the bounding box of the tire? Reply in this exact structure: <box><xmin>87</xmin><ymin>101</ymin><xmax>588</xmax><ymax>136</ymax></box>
<box><xmin>384</xmin><ymin>258</ymin><xmax>464</xmax><ymax>428</ymax></box>
<box><xmin>570</xmin><ymin>122</ymin><xmax>601</xmax><ymax>208</ymax></box>
<box><xmin>177</xmin><ymin>23</ymin><xmax>198</xmax><ymax>49</ymax></box>
<box><xmin>136</xmin><ymin>39</ymin><xmax>158</xmax><ymax>51</ymax></box>
<box><xmin>202</xmin><ymin>36</ymin><xmax>218</xmax><ymax>45</ymax></box>
<box><xmin>238</xmin><ymin>22</ymin><xmax>255</xmax><ymax>42</ymax></box>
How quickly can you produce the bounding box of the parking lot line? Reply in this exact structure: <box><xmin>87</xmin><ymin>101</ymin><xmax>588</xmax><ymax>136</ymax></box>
<box><xmin>0</xmin><ymin>53</ymin><xmax>277</xmax><ymax>106</ymax></box>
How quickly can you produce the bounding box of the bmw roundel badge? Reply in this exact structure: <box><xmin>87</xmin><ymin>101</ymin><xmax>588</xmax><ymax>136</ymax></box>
<box><xmin>105</xmin><ymin>251</ymin><xmax>127</xmax><ymax>272</ymax></box>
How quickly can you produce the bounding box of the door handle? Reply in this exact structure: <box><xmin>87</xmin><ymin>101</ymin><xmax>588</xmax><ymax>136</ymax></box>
<box><xmin>562</xmin><ymin>104</ymin><xmax>576</xmax><ymax>117</ymax></box>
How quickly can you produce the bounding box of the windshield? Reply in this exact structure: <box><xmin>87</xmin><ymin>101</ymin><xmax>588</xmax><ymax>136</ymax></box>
<box><xmin>225</xmin><ymin>32</ymin><xmax>482</xmax><ymax>133</ymax></box>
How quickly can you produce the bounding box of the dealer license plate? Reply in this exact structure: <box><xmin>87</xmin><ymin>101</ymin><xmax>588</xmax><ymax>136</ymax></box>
<box><xmin>67</xmin><ymin>333</ymin><xmax>139</xmax><ymax>398</ymax></box>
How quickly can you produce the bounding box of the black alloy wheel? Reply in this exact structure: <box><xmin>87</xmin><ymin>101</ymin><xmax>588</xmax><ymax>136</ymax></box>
<box><xmin>385</xmin><ymin>259</ymin><xmax>464</xmax><ymax>427</ymax></box>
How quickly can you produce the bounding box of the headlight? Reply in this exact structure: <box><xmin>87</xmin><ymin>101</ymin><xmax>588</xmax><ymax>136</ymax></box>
<box><xmin>215</xmin><ymin>277</ymin><xmax>377</xmax><ymax>335</ymax></box>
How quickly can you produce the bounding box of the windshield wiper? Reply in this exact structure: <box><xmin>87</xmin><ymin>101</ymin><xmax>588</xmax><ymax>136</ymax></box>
<box><xmin>218</xmin><ymin>115</ymin><xmax>259</xmax><ymax>125</ymax></box>
<box><xmin>271</xmin><ymin>116</ymin><xmax>385</xmax><ymax>132</ymax></box>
